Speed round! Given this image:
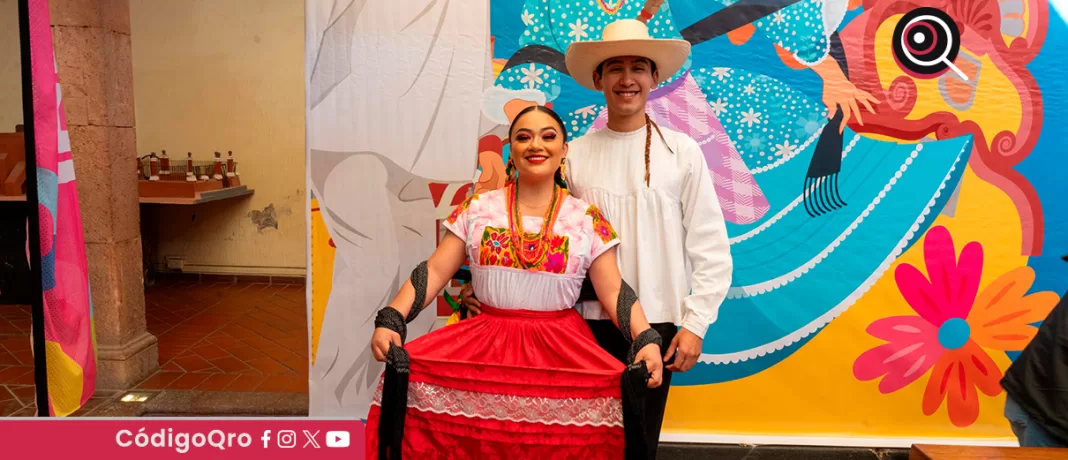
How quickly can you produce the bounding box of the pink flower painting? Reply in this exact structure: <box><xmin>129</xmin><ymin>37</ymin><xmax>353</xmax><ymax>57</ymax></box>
<box><xmin>853</xmin><ymin>226</ymin><xmax>1060</xmax><ymax>427</ymax></box>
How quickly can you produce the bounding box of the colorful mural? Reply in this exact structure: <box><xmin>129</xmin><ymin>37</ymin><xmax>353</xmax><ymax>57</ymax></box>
<box><xmin>307</xmin><ymin>0</ymin><xmax>1067</xmax><ymax>440</ymax></box>
<box><xmin>479</xmin><ymin>0</ymin><xmax>1065</xmax><ymax>437</ymax></box>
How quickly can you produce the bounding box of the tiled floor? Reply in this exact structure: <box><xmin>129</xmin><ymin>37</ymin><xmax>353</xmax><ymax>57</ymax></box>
<box><xmin>139</xmin><ymin>281</ymin><xmax>308</xmax><ymax>394</ymax></box>
<box><xmin>0</xmin><ymin>281</ymin><xmax>308</xmax><ymax>416</ymax></box>
<box><xmin>0</xmin><ymin>304</ymin><xmax>37</xmax><ymax>416</ymax></box>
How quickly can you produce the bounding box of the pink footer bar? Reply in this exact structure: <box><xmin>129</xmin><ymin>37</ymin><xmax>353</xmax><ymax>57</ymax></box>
<box><xmin>0</xmin><ymin>418</ymin><xmax>366</xmax><ymax>459</ymax></box>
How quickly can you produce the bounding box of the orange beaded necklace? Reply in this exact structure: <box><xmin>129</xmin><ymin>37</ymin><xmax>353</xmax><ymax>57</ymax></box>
<box><xmin>506</xmin><ymin>181</ymin><xmax>567</xmax><ymax>269</ymax></box>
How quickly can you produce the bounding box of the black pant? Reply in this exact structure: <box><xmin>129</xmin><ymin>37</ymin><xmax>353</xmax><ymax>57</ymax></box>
<box><xmin>587</xmin><ymin>320</ymin><xmax>678</xmax><ymax>459</ymax></box>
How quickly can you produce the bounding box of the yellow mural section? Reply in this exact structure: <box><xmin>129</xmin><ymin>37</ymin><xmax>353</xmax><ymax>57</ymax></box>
<box><xmin>309</xmin><ymin>198</ymin><xmax>336</xmax><ymax>364</ymax></box>
<box><xmin>664</xmin><ymin>164</ymin><xmax>1025</xmax><ymax>440</ymax></box>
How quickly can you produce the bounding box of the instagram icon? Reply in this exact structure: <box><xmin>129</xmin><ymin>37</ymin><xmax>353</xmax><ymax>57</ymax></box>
<box><xmin>277</xmin><ymin>430</ymin><xmax>297</xmax><ymax>449</ymax></box>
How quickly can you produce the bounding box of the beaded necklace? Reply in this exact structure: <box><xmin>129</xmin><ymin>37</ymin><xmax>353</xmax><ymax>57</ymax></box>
<box><xmin>507</xmin><ymin>181</ymin><xmax>566</xmax><ymax>269</ymax></box>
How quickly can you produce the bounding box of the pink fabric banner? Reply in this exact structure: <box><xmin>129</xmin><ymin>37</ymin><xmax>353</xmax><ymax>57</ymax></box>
<box><xmin>26</xmin><ymin>0</ymin><xmax>97</xmax><ymax>416</ymax></box>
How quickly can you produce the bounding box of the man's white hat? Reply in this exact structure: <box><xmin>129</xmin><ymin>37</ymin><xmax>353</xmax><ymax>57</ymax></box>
<box><xmin>564</xmin><ymin>19</ymin><xmax>690</xmax><ymax>91</ymax></box>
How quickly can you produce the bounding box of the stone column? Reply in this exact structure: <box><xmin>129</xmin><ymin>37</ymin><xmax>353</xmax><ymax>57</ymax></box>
<box><xmin>50</xmin><ymin>0</ymin><xmax>158</xmax><ymax>390</ymax></box>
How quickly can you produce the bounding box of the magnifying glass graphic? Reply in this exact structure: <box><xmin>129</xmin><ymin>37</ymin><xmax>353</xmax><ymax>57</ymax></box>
<box><xmin>893</xmin><ymin>8</ymin><xmax>967</xmax><ymax>81</ymax></box>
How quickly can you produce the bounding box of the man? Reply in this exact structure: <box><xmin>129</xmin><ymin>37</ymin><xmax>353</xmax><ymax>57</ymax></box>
<box><xmin>304</xmin><ymin>0</ymin><xmax>495</xmax><ymax>418</ymax></box>
<box><xmin>465</xmin><ymin>18</ymin><xmax>733</xmax><ymax>458</ymax></box>
<box><xmin>1000</xmin><ymin>257</ymin><xmax>1068</xmax><ymax>448</ymax></box>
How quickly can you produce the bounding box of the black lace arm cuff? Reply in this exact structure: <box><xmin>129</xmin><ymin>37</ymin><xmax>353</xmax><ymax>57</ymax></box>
<box><xmin>375</xmin><ymin>307</ymin><xmax>407</xmax><ymax>344</ymax></box>
<box><xmin>405</xmin><ymin>261</ymin><xmax>429</xmax><ymax>324</ymax></box>
<box><xmin>627</xmin><ymin>328</ymin><xmax>663</xmax><ymax>364</ymax></box>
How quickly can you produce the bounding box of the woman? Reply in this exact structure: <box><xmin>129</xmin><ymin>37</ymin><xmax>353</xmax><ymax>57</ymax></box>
<box><xmin>366</xmin><ymin>105</ymin><xmax>665</xmax><ymax>459</ymax></box>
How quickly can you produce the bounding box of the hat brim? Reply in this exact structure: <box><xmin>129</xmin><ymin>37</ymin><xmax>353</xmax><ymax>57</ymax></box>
<box><xmin>565</xmin><ymin>39</ymin><xmax>690</xmax><ymax>91</ymax></box>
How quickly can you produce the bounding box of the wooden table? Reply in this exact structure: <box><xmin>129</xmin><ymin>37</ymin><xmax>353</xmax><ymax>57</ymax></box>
<box><xmin>137</xmin><ymin>185</ymin><xmax>254</xmax><ymax>205</ymax></box>
<box><xmin>0</xmin><ymin>186</ymin><xmax>254</xmax><ymax>205</ymax></box>
<box><xmin>911</xmin><ymin>444</ymin><xmax>1068</xmax><ymax>459</ymax></box>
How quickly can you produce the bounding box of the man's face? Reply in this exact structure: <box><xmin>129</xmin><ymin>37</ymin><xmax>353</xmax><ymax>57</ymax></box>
<box><xmin>593</xmin><ymin>56</ymin><xmax>658</xmax><ymax>118</ymax></box>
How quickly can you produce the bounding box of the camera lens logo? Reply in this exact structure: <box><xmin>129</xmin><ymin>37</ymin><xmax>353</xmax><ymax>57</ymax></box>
<box><xmin>892</xmin><ymin>8</ymin><xmax>967</xmax><ymax>81</ymax></box>
<box><xmin>277</xmin><ymin>430</ymin><xmax>297</xmax><ymax>449</ymax></box>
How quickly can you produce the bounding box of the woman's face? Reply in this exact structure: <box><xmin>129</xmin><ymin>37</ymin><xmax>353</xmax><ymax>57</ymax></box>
<box><xmin>510</xmin><ymin>110</ymin><xmax>567</xmax><ymax>183</ymax></box>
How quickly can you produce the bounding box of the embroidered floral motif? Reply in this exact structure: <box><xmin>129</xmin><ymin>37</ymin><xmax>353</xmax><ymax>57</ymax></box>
<box><xmin>586</xmin><ymin>206</ymin><xmax>617</xmax><ymax>244</ymax></box>
<box><xmin>480</xmin><ymin>227</ymin><xmax>569</xmax><ymax>274</ymax></box>
<box><xmin>447</xmin><ymin>194</ymin><xmax>479</xmax><ymax>225</ymax></box>
<box><xmin>372</xmin><ymin>380</ymin><xmax>624</xmax><ymax>428</ymax></box>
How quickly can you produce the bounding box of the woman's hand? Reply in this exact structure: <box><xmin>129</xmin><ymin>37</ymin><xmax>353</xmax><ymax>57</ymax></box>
<box><xmin>459</xmin><ymin>283</ymin><xmax>482</xmax><ymax>316</ymax></box>
<box><xmin>633</xmin><ymin>343</ymin><xmax>664</xmax><ymax>389</ymax></box>
<box><xmin>371</xmin><ymin>327</ymin><xmax>402</xmax><ymax>362</ymax></box>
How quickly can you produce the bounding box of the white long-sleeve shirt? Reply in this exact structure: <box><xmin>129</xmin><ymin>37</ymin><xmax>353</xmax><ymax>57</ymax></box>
<box><xmin>566</xmin><ymin>125</ymin><xmax>733</xmax><ymax>338</ymax></box>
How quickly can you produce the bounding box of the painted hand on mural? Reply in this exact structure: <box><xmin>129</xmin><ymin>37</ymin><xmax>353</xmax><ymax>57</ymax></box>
<box><xmin>475</xmin><ymin>150</ymin><xmax>508</xmax><ymax>195</ymax></box>
<box><xmin>812</xmin><ymin>58</ymin><xmax>880</xmax><ymax>133</ymax></box>
<box><xmin>853</xmin><ymin>226</ymin><xmax>1061</xmax><ymax>427</ymax></box>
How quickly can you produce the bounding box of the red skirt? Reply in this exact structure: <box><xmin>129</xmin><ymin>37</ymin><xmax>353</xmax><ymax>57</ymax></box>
<box><xmin>366</xmin><ymin>305</ymin><xmax>627</xmax><ymax>459</ymax></box>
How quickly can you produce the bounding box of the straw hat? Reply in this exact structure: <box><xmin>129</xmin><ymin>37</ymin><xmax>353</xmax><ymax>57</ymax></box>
<box><xmin>565</xmin><ymin>19</ymin><xmax>690</xmax><ymax>91</ymax></box>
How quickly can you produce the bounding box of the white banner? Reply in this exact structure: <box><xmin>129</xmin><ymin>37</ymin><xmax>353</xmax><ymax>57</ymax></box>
<box><xmin>305</xmin><ymin>0</ymin><xmax>493</xmax><ymax>417</ymax></box>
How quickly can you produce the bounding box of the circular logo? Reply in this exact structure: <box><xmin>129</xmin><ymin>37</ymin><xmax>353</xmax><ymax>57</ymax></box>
<box><xmin>892</xmin><ymin>8</ymin><xmax>961</xmax><ymax>78</ymax></box>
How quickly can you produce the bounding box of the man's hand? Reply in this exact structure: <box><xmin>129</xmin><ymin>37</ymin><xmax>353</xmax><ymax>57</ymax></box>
<box><xmin>459</xmin><ymin>283</ymin><xmax>482</xmax><ymax>316</ymax></box>
<box><xmin>633</xmin><ymin>343</ymin><xmax>663</xmax><ymax>389</ymax></box>
<box><xmin>664</xmin><ymin>328</ymin><xmax>702</xmax><ymax>372</ymax></box>
<box><xmin>371</xmin><ymin>327</ymin><xmax>402</xmax><ymax>362</ymax></box>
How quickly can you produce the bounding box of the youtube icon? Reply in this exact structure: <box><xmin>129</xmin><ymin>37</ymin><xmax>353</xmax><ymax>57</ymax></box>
<box><xmin>326</xmin><ymin>431</ymin><xmax>350</xmax><ymax>448</ymax></box>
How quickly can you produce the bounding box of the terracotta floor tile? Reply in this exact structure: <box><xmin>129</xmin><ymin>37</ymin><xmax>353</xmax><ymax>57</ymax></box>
<box><xmin>255</xmin><ymin>375</ymin><xmax>294</xmax><ymax>392</ymax></box>
<box><xmin>172</xmin><ymin>354</ymin><xmax>216</xmax><ymax>373</ymax></box>
<box><xmin>246</xmin><ymin>358</ymin><xmax>293</xmax><ymax>375</ymax></box>
<box><xmin>0</xmin><ymin>398</ymin><xmax>25</xmax><ymax>416</ymax></box>
<box><xmin>209</xmin><ymin>356</ymin><xmax>251</xmax><ymax>373</ymax></box>
<box><xmin>9</xmin><ymin>406</ymin><xmax>36</xmax><ymax>416</ymax></box>
<box><xmin>237</xmin><ymin>318</ymin><xmax>288</xmax><ymax>341</ymax></box>
<box><xmin>5</xmin><ymin>368</ymin><xmax>35</xmax><ymax>385</ymax></box>
<box><xmin>157</xmin><ymin>347</ymin><xmax>187</xmax><ymax>364</ymax></box>
<box><xmin>195</xmin><ymin>373</ymin><xmax>240</xmax><ymax>391</ymax></box>
<box><xmin>224</xmin><ymin>374</ymin><xmax>266</xmax><ymax>392</ymax></box>
<box><xmin>260</xmin><ymin>346</ymin><xmax>302</xmax><ymax>364</ymax></box>
<box><xmin>0</xmin><ymin>366</ymin><xmax>33</xmax><ymax>383</ymax></box>
<box><xmin>207</xmin><ymin>333</ymin><xmax>242</xmax><ymax>349</ymax></box>
<box><xmin>0</xmin><ymin>321</ymin><xmax>20</xmax><ymax>335</ymax></box>
<box><xmin>284</xmin><ymin>378</ymin><xmax>309</xmax><ymax>393</ymax></box>
<box><xmin>0</xmin><ymin>386</ymin><xmax>14</xmax><ymax>402</ymax></box>
<box><xmin>168</xmin><ymin>326</ymin><xmax>210</xmax><ymax>342</ymax></box>
<box><xmin>8</xmin><ymin>385</ymin><xmax>36</xmax><ymax>405</ymax></box>
<box><xmin>192</xmin><ymin>343</ymin><xmax>230</xmax><ymax>361</ymax></box>
<box><xmin>160</xmin><ymin>361</ymin><xmax>183</xmax><ymax>372</ymax></box>
<box><xmin>282</xmin><ymin>358</ymin><xmax>308</xmax><ymax>376</ymax></box>
<box><xmin>144</xmin><ymin>281</ymin><xmax>315</xmax><ymax>394</ymax></box>
<box><xmin>137</xmin><ymin>371</ymin><xmax>184</xmax><ymax>390</ymax></box>
<box><xmin>223</xmin><ymin>324</ymin><xmax>257</xmax><ymax>340</ymax></box>
<box><xmin>0</xmin><ymin>349</ymin><xmax>20</xmax><ymax>367</ymax></box>
<box><xmin>240</xmin><ymin>335</ymin><xmax>277</xmax><ymax>350</ymax></box>
<box><xmin>227</xmin><ymin>346</ymin><xmax>265</xmax><ymax>362</ymax></box>
<box><xmin>0</xmin><ymin>337</ymin><xmax>31</xmax><ymax>353</ymax></box>
<box><xmin>10</xmin><ymin>350</ymin><xmax>33</xmax><ymax>367</ymax></box>
<box><xmin>166</xmin><ymin>373</ymin><xmax>211</xmax><ymax>390</ymax></box>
